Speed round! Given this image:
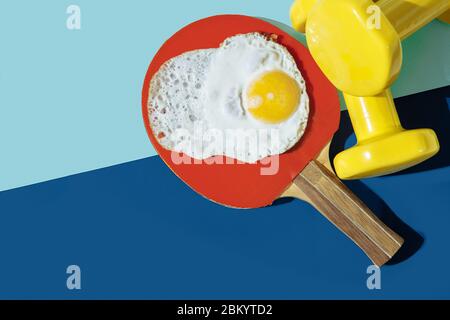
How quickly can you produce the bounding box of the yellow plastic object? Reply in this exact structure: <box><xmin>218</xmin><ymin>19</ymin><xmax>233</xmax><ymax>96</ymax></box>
<box><xmin>378</xmin><ymin>0</ymin><xmax>449</xmax><ymax>39</ymax></box>
<box><xmin>306</xmin><ymin>0</ymin><xmax>402</xmax><ymax>97</ymax></box>
<box><xmin>334</xmin><ymin>91</ymin><xmax>439</xmax><ymax>179</ymax></box>
<box><xmin>290</xmin><ymin>0</ymin><xmax>447</xmax><ymax>179</ymax></box>
<box><xmin>290</xmin><ymin>0</ymin><xmax>317</xmax><ymax>33</ymax></box>
<box><xmin>334</xmin><ymin>129</ymin><xmax>439</xmax><ymax>179</ymax></box>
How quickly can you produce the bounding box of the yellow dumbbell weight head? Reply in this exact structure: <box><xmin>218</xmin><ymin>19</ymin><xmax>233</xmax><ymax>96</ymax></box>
<box><xmin>305</xmin><ymin>0</ymin><xmax>402</xmax><ymax>97</ymax></box>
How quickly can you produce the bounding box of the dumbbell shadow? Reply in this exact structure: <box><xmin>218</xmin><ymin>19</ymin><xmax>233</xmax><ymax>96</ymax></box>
<box><xmin>274</xmin><ymin>86</ymin><xmax>450</xmax><ymax>263</ymax></box>
<box><xmin>340</xmin><ymin>179</ymin><xmax>424</xmax><ymax>265</ymax></box>
<box><xmin>328</xmin><ymin>86</ymin><xmax>450</xmax><ymax>264</ymax></box>
<box><xmin>391</xmin><ymin>86</ymin><xmax>450</xmax><ymax>175</ymax></box>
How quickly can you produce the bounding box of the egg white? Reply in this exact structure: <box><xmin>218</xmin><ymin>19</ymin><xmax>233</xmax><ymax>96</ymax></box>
<box><xmin>148</xmin><ymin>33</ymin><xmax>309</xmax><ymax>163</ymax></box>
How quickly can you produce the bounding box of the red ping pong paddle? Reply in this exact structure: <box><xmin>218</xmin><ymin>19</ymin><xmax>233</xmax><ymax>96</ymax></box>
<box><xmin>141</xmin><ymin>15</ymin><xmax>403</xmax><ymax>266</ymax></box>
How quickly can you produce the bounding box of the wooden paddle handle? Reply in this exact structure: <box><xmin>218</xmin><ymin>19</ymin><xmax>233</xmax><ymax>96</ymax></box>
<box><xmin>294</xmin><ymin>160</ymin><xmax>404</xmax><ymax>266</ymax></box>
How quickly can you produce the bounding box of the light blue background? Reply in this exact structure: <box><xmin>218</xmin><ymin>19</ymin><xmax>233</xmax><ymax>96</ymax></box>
<box><xmin>0</xmin><ymin>1</ymin><xmax>449</xmax><ymax>300</ymax></box>
<box><xmin>0</xmin><ymin>0</ymin><xmax>449</xmax><ymax>192</ymax></box>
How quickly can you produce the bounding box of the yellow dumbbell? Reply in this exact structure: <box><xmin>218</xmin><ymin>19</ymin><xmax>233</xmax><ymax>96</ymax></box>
<box><xmin>291</xmin><ymin>0</ymin><xmax>448</xmax><ymax>179</ymax></box>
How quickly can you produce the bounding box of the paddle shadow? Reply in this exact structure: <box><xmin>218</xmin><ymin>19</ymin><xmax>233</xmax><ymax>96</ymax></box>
<box><xmin>271</xmin><ymin>179</ymin><xmax>424</xmax><ymax>264</ymax></box>
<box><xmin>272</xmin><ymin>197</ymin><xmax>294</xmax><ymax>207</ymax></box>
<box><xmin>342</xmin><ymin>180</ymin><xmax>424</xmax><ymax>265</ymax></box>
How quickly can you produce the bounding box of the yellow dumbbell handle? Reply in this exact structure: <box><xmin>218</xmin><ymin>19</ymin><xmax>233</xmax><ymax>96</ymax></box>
<box><xmin>378</xmin><ymin>0</ymin><xmax>449</xmax><ymax>39</ymax></box>
<box><xmin>344</xmin><ymin>90</ymin><xmax>402</xmax><ymax>143</ymax></box>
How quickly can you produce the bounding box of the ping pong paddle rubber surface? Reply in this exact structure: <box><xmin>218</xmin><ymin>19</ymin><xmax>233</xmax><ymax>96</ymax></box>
<box><xmin>142</xmin><ymin>14</ymin><xmax>340</xmax><ymax>209</ymax></box>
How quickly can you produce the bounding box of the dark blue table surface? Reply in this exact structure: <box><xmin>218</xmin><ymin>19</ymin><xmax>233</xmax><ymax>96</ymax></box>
<box><xmin>0</xmin><ymin>86</ymin><xmax>449</xmax><ymax>299</ymax></box>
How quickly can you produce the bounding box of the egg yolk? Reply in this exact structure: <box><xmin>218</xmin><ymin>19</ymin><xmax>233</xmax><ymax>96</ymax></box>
<box><xmin>245</xmin><ymin>70</ymin><xmax>301</xmax><ymax>124</ymax></box>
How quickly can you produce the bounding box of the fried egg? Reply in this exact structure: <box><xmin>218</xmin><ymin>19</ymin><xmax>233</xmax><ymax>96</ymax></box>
<box><xmin>148</xmin><ymin>33</ymin><xmax>309</xmax><ymax>163</ymax></box>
